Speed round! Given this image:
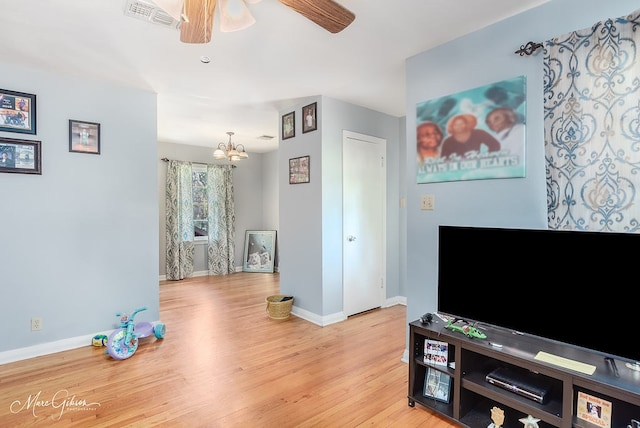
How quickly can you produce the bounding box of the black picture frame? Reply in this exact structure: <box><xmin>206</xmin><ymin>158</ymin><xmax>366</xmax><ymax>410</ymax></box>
<box><xmin>242</xmin><ymin>230</ymin><xmax>277</xmax><ymax>273</ymax></box>
<box><xmin>0</xmin><ymin>137</ymin><xmax>41</xmax><ymax>175</ymax></box>
<box><xmin>0</xmin><ymin>89</ymin><xmax>37</xmax><ymax>135</ymax></box>
<box><xmin>69</xmin><ymin>120</ymin><xmax>101</xmax><ymax>154</ymax></box>
<box><xmin>302</xmin><ymin>102</ymin><xmax>317</xmax><ymax>133</ymax></box>
<box><xmin>282</xmin><ymin>111</ymin><xmax>295</xmax><ymax>140</ymax></box>
<box><xmin>289</xmin><ymin>155</ymin><xmax>310</xmax><ymax>184</ymax></box>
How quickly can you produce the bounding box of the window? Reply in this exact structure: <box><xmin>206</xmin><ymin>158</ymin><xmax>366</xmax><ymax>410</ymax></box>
<box><xmin>192</xmin><ymin>163</ymin><xmax>208</xmax><ymax>240</ymax></box>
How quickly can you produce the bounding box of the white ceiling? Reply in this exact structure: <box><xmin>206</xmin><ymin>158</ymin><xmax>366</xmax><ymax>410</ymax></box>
<box><xmin>1</xmin><ymin>0</ymin><xmax>548</xmax><ymax>154</ymax></box>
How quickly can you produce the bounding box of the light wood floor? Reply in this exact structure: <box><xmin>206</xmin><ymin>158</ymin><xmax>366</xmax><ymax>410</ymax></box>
<box><xmin>0</xmin><ymin>273</ymin><xmax>458</xmax><ymax>427</ymax></box>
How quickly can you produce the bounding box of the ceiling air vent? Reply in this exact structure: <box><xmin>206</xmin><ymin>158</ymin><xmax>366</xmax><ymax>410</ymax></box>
<box><xmin>124</xmin><ymin>0</ymin><xmax>180</xmax><ymax>29</ymax></box>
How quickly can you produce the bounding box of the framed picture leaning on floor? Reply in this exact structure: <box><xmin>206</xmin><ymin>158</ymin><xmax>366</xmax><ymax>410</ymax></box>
<box><xmin>243</xmin><ymin>230</ymin><xmax>276</xmax><ymax>273</ymax></box>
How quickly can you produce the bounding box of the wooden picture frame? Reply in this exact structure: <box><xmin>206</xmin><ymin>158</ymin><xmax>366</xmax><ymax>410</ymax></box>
<box><xmin>0</xmin><ymin>137</ymin><xmax>41</xmax><ymax>175</ymax></box>
<box><xmin>69</xmin><ymin>120</ymin><xmax>100</xmax><ymax>154</ymax></box>
<box><xmin>282</xmin><ymin>111</ymin><xmax>295</xmax><ymax>140</ymax></box>
<box><xmin>302</xmin><ymin>102</ymin><xmax>317</xmax><ymax>133</ymax></box>
<box><xmin>0</xmin><ymin>89</ymin><xmax>36</xmax><ymax>135</ymax></box>
<box><xmin>243</xmin><ymin>230</ymin><xmax>277</xmax><ymax>273</ymax></box>
<box><xmin>423</xmin><ymin>368</ymin><xmax>451</xmax><ymax>403</ymax></box>
<box><xmin>289</xmin><ymin>155</ymin><xmax>310</xmax><ymax>184</ymax></box>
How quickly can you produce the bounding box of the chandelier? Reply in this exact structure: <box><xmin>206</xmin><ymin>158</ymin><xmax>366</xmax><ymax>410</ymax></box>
<box><xmin>213</xmin><ymin>131</ymin><xmax>248</xmax><ymax>161</ymax></box>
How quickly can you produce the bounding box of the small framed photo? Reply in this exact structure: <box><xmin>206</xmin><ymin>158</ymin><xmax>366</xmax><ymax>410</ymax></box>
<box><xmin>69</xmin><ymin>119</ymin><xmax>100</xmax><ymax>154</ymax></box>
<box><xmin>424</xmin><ymin>367</ymin><xmax>451</xmax><ymax>403</ymax></box>
<box><xmin>243</xmin><ymin>230</ymin><xmax>277</xmax><ymax>273</ymax></box>
<box><xmin>282</xmin><ymin>111</ymin><xmax>295</xmax><ymax>140</ymax></box>
<box><xmin>289</xmin><ymin>155</ymin><xmax>310</xmax><ymax>184</ymax></box>
<box><xmin>0</xmin><ymin>89</ymin><xmax>37</xmax><ymax>135</ymax></box>
<box><xmin>302</xmin><ymin>102</ymin><xmax>317</xmax><ymax>133</ymax></box>
<box><xmin>0</xmin><ymin>137</ymin><xmax>41</xmax><ymax>175</ymax></box>
<box><xmin>424</xmin><ymin>339</ymin><xmax>449</xmax><ymax>366</ymax></box>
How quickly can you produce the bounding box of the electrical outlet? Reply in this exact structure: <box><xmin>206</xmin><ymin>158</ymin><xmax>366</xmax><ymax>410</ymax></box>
<box><xmin>31</xmin><ymin>317</ymin><xmax>42</xmax><ymax>331</ymax></box>
<box><xmin>421</xmin><ymin>194</ymin><xmax>435</xmax><ymax>210</ymax></box>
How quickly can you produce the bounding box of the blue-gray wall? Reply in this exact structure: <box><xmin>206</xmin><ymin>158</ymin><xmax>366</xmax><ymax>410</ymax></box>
<box><xmin>0</xmin><ymin>63</ymin><xmax>159</xmax><ymax>359</ymax></box>
<box><xmin>157</xmin><ymin>142</ymin><xmax>275</xmax><ymax>274</ymax></box>
<box><xmin>278</xmin><ymin>96</ymin><xmax>402</xmax><ymax>324</ymax></box>
<box><xmin>2</xmin><ymin>0</ymin><xmax>633</xmax><ymax>363</ymax></box>
<box><xmin>404</xmin><ymin>0</ymin><xmax>639</xmax><ymax>332</ymax></box>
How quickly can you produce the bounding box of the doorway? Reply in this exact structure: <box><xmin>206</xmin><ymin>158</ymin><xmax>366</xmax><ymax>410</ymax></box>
<box><xmin>342</xmin><ymin>130</ymin><xmax>386</xmax><ymax>316</ymax></box>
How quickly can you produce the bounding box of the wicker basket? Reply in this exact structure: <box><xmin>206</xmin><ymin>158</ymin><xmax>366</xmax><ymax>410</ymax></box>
<box><xmin>266</xmin><ymin>295</ymin><xmax>294</xmax><ymax>320</ymax></box>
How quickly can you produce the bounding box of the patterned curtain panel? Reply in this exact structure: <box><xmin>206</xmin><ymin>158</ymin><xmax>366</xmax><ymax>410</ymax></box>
<box><xmin>544</xmin><ymin>9</ymin><xmax>640</xmax><ymax>232</ymax></box>
<box><xmin>165</xmin><ymin>160</ymin><xmax>195</xmax><ymax>280</ymax></box>
<box><xmin>206</xmin><ymin>165</ymin><xmax>236</xmax><ymax>275</ymax></box>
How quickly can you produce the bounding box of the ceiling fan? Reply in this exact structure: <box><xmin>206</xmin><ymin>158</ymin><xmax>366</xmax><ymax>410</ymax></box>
<box><xmin>152</xmin><ymin>0</ymin><xmax>355</xmax><ymax>44</ymax></box>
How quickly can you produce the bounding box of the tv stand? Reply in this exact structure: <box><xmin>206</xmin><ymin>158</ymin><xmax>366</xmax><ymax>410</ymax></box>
<box><xmin>408</xmin><ymin>319</ymin><xmax>640</xmax><ymax>428</ymax></box>
<box><xmin>625</xmin><ymin>361</ymin><xmax>640</xmax><ymax>372</ymax></box>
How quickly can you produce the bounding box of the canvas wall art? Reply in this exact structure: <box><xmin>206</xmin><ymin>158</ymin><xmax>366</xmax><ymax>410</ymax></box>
<box><xmin>416</xmin><ymin>75</ymin><xmax>526</xmax><ymax>184</ymax></box>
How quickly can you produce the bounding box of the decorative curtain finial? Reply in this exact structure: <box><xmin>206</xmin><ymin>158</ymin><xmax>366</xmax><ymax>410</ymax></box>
<box><xmin>515</xmin><ymin>41</ymin><xmax>543</xmax><ymax>56</ymax></box>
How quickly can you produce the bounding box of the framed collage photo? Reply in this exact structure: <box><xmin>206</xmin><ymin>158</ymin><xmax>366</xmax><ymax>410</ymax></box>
<box><xmin>282</xmin><ymin>111</ymin><xmax>295</xmax><ymax>140</ymax></box>
<box><xmin>289</xmin><ymin>155</ymin><xmax>310</xmax><ymax>184</ymax></box>
<box><xmin>0</xmin><ymin>137</ymin><xmax>41</xmax><ymax>175</ymax></box>
<box><xmin>243</xmin><ymin>230</ymin><xmax>277</xmax><ymax>273</ymax></box>
<box><xmin>424</xmin><ymin>368</ymin><xmax>451</xmax><ymax>403</ymax></box>
<box><xmin>0</xmin><ymin>89</ymin><xmax>36</xmax><ymax>135</ymax></box>
<box><xmin>302</xmin><ymin>102</ymin><xmax>317</xmax><ymax>133</ymax></box>
<box><xmin>69</xmin><ymin>119</ymin><xmax>101</xmax><ymax>154</ymax></box>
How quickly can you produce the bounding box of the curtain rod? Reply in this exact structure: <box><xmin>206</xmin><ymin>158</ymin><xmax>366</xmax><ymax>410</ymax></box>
<box><xmin>161</xmin><ymin>157</ymin><xmax>236</xmax><ymax>168</ymax></box>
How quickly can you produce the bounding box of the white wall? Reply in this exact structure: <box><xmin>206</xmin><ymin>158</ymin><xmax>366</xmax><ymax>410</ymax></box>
<box><xmin>0</xmin><ymin>64</ymin><xmax>158</xmax><ymax>359</ymax></box>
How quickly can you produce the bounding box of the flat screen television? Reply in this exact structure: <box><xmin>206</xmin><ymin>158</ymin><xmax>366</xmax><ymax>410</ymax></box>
<box><xmin>437</xmin><ymin>225</ymin><xmax>640</xmax><ymax>367</ymax></box>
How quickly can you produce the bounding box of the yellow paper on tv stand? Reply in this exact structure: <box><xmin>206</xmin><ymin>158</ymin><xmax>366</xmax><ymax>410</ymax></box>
<box><xmin>535</xmin><ymin>351</ymin><xmax>596</xmax><ymax>375</ymax></box>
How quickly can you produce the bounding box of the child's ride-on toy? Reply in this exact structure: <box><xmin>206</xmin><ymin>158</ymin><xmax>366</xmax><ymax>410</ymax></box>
<box><xmin>106</xmin><ymin>306</ymin><xmax>166</xmax><ymax>360</ymax></box>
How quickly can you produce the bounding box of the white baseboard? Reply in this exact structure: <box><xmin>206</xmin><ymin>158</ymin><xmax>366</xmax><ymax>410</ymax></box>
<box><xmin>3</xmin><ymin>296</ymin><xmax>405</xmax><ymax>365</ymax></box>
<box><xmin>0</xmin><ymin>330</ymin><xmax>111</xmax><ymax>365</ymax></box>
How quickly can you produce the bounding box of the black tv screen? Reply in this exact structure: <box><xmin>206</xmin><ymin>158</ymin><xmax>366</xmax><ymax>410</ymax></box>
<box><xmin>437</xmin><ymin>225</ymin><xmax>640</xmax><ymax>364</ymax></box>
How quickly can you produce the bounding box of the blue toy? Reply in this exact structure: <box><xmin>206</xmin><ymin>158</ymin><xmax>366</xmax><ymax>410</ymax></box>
<box><xmin>105</xmin><ymin>306</ymin><xmax>166</xmax><ymax>360</ymax></box>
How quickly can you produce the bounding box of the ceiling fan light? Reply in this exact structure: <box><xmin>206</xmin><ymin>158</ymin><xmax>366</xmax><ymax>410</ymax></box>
<box><xmin>219</xmin><ymin>0</ymin><xmax>256</xmax><ymax>32</ymax></box>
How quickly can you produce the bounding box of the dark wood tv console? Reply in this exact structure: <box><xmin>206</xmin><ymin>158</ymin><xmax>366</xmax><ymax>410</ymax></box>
<box><xmin>408</xmin><ymin>318</ymin><xmax>640</xmax><ymax>428</ymax></box>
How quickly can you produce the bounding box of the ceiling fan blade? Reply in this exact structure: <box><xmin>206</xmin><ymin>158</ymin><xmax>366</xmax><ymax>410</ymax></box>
<box><xmin>219</xmin><ymin>0</ymin><xmax>256</xmax><ymax>32</ymax></box>
<box><xmin>151</xmin><ymin>0</ymin><xmax>184</xmax><ymax>21</ymax></box>
<box><xmin>278</xmin><ymin>0</ymin><xmax>355</xmax><ymax>34</ymax></box>
<box><xmin>180</xmin><ymin>0</ymin><xmax>217</xmax><ymax>43</ymax></box>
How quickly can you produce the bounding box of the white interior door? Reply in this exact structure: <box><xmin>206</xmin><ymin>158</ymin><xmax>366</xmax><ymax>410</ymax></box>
<box><xmin>343</xmin><ymin>131</ymin><xmax>386</xmax><ymax>316</ymax></box>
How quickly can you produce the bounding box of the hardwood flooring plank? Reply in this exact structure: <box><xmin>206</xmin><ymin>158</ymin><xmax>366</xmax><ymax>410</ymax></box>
<box><xmin>0</xmin><ymin>273</ymin><xmax>457</xmax><ymax>427</ymax></box>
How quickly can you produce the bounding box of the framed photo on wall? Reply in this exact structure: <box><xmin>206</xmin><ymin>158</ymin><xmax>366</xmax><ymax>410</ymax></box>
<box><xmin>69</xmin><ymin>119</ymin><xmax>101</xmax><ymax>154</ymax></box>
<box><xmin>282</xmin><ymin>111</ymin><xmax>295</xmax><ymax>140</ymax></box>
<box><xmin>243</xmin><ymin>230</ymin><xmax>277</xmax><ymax>273</ymax></box>
<box><xmin>289</xmin><ymin>155</ymin><xmax>310</xmax><ymax>184</ymax></box>
<box><xmin>0</xmin><ymin>89</ymin><xmax>36</xmax><ymax>135</ymax></box>
<box><xmin>302</xmin><ymin>102</ymin><xmax>317</xmax><ymax>133</ymax></box>
<box><xmin>0</xmin><ymin>137</ymin><xmax>41</xmax><ymax>175</ymax></box>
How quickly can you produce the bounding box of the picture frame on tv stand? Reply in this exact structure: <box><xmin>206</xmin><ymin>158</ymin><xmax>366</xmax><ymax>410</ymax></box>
<box><xmin>423</xmin><ymin>368</ymin><xmax>451</xmax><ymax>403</ymax></box>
